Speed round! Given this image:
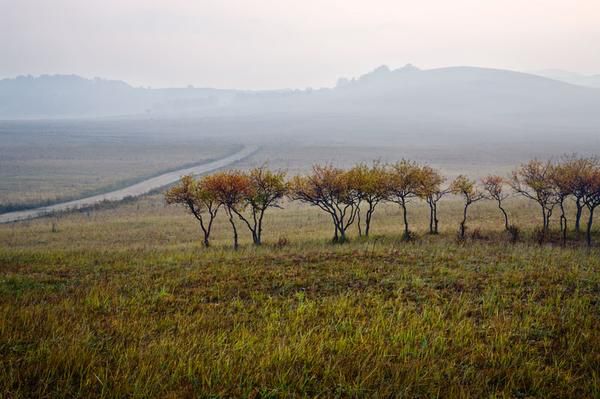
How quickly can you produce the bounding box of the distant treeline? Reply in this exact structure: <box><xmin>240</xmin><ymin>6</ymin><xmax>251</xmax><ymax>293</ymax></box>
<box><xmin>166</xmin><ymin>156</ymin><xmax>600</xmax><ymax>248</ymax></box>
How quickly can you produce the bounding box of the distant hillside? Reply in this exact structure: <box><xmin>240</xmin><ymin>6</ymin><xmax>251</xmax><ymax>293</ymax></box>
<box><xmin>0</xmin><ymin>75</ymin><xmax>147</xmax><ymax>118</ymax></box>
<box><xmin>0</xmin><ymin>75</ymin><xmax>237</xmax><ymax>119</ymax></box>
<box><xmin>532</xmin><ymin>69</ymin><xmax>600</xmax><ymax>89</ymax></box>
<box><xmin>1</xmin><ymin>66</ymin><xmax>600</xmax><ymax>133</ymax></box>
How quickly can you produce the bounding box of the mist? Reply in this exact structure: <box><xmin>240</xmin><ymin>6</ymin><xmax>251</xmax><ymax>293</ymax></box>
<box><xmin>2</xmin><ymin>0</ymin><xmax>600</xmax><ymax>89</ymax></box>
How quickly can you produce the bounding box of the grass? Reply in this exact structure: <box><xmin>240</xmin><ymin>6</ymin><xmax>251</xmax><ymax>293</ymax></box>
<box><xmin>1</xmin><ymin>195</ymin><xmax>599</xmax><ymax>397</ymax></box>
<box><xmin>0</xmin><ymin>123</ymin><xmax>239</xmax><ymax>210</ymax></box>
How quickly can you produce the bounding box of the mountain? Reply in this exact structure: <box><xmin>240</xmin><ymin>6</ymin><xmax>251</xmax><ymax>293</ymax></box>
<box><xmin>0</xmin><ymin>74</ymin><xmax>240</xmax><ymax>119</ymax></box>
<box><xmin>206</xmin><ymin>64</ymin><xmax>600</xmax><ymax>129</ymax></box>
<box><xmin>531</xmin><ymin>69</ymin><xmax>600</xmax><ymax>89</ymax></box>
<box><xmin>0</xmin><ymin>75</ymin><xmax>146</xmax><ymax>118</ymax></box>
<box><xmin>1</xmin><ymin>66</ymin><xmax>599</xmax><ymax>133</ymax></box>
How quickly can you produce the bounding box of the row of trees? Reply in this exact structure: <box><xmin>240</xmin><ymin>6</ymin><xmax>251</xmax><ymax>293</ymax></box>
<box><xmin>166</xmin><ymin>155</ymin><xmax>600</xmax><ymax>248</ymax></box>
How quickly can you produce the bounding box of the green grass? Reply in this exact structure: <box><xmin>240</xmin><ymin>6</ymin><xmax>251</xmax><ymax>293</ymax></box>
<box><xmin>1</xmin><ymin>196</ymin><xmax>599</xmax><ymax>397</ymax></box>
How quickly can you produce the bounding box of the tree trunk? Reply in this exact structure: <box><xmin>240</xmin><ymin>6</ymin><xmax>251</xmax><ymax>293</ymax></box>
<box><xmin>199</xmin><ymin>223</ymin><xmax>210</xmax><ymax>248</ymax></box>
<box><xmin>498</xmin><ymin>201</ymin><xmax>509</xmax><ymax>231</ymax></box>
<box><xmin>227</xmin><ymin>208</ymin><xmax>239</xmax><ymax>250</ymax></box>
<box><xmin>356</xmin><ymin>206</ymin><xmax>362</xmax><ymax>237</ymax></box>
<box><xmin>258</xmin><ymin>209</ymin><xmax>265</xmax><ymax>245</ymax></box>
<box><xmin>575</xmin><ymin>198</ymin><xmax>583</xmax><ymax>233</ymax></box>
<box><xmin>365</xmin><ymin>206</ymin><xmax>373</xmax><ymax>237</ymax></box>
<box><xmin>587</xmin><ymin>206</ymin><xmax>595</xmax><ymax>247</ymax></box>
<box><xmin>401</xmin><ymin>199</ymin><xmax>409</xmax><ymax>239</ymax></box>
<box><xmin>460</xmin><ymin>203</ymin><xmax>469</xmax><ymax>239</ymax></box>
<box><xmin>193</xmin><ymin>208</ymin><xmax>211</xmax><ymax>248</ymax></box>
<box><xmin>559</xmin><ymin>201</ymin><xmax>567</xmax><ymax>246</ymax></box>
<box><xmin>339</xmin><ymin>224</ymin><xmax>347</xmax><ymax>242</ymax></box>
<box><xmin>428</xmin><ymin>199</ymin><xmax>434</xmax><ymax>234</ymax></box>
<box><xmin>541</xmin><ymin>206</ymin><xmax>548</xmax><ymax>233</ymax></box>
<box><xmin>433</xmin><ymin>204</ymin><xmax>439</xmax><ymax>234</ymax></box>
<box><xmin>334</xmin><ymin>216</ymin><xmax>347</xmax><ymax>243</ymax></box>
<box><xmin>331</xmin><ymin>214</ymin><xmax>340</xmax><ymax>242</ymax></box>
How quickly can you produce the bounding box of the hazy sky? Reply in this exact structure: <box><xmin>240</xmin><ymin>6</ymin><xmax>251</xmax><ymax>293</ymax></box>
<box><xmin>1</xmin><ymin>0</ymin><xmax>599</xmax><ymax>89</ymax></box>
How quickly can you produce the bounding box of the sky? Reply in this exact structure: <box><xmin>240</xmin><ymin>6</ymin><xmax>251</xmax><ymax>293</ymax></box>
<box><xmin>1</xmin><ymin>0</ymin><xmax>599</xmax><ymax>89</ymax></box>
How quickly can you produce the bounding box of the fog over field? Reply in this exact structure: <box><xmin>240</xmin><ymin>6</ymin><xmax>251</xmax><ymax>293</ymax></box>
<box><xmin>2</xmin><ymin>63</ymin><xmax>600</xmax><ymax>211</ymax></box>
<box><xmin>2</xmin><ymin>63</ymin><xmax>600</xmax><ymax>155</ymax></box>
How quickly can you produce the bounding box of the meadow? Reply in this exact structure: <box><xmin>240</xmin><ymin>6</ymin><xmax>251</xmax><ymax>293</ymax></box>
<box><xmin>0</xmin><ymin>121</ymin><xmax>240</xmax><ymax>212</ymax></box>
<box><xmin>4</xmin><ymin>117</ymin><xmax>586</xmax><ymax>214</ymax></box>
<box><xmin>1</xmin><ymin>194</ymin><xmax>599</xmax><ymax>398</ymax></box>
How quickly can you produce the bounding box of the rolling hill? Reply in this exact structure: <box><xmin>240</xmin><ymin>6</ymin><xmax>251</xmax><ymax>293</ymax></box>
<box><xmin>1</xmin><ymin>66</ymin><xmax>599</xmax><ymax>125</ymax></box>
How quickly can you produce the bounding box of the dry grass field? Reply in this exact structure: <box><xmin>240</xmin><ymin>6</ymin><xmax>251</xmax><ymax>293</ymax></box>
<box><xmin>1</xmin><ymin>193</ymin><xmax>599</xmax><ymax>398</ymax></box>
<box><xmin>0</xmin><ymin>124</ymin><xmax>240</xmax><ymax>212</ymax></box>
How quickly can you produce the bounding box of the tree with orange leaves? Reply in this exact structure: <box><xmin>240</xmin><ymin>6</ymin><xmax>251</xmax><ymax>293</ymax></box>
<box><xmin>165</xmin><ymin>175</ymin><xmax>220</xmax><ymax>248</ymax></box>
<box><xmin>345</xmin><ymin>162</ymin><xmax>390</xmax><ymax>237</ymax></box>
<box><xmin>418</xmin><ymin>165</ymin><xmax>449</xmax><ymax>235</ymax></box>
<box><xmin>289</xmin><ymin>164</ymin><xmax>359</xmax><ymax>243</ymax></box>
<box><xmin>203</xmin><ymin>171</ymin><xmax>252</xmax><ymax>250</ymax></box>
<box><xmin>233</xmin><ymin>166</ymin><xmax>288</xmax><ymax>246</ymax></box>
<box><xmin>550</xmin><ymin>161</ymin><xmax>576</xmax><ymax>244</ymax></box>
<box><xmin>451</xmin><ymin>175</ymin><xmax>485</xmax><ymax>239</ymax></box>
<box><xmin>388</xmin><ymin>160</ymin><xmax>422</xmax><ymax>239</ymax></box>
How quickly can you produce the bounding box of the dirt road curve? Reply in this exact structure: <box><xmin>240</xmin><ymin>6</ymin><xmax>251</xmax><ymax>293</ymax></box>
<box><xmin>0</xmin><ymin>145</ymin><xmax>259</xmax><ymax>224</ymax></box>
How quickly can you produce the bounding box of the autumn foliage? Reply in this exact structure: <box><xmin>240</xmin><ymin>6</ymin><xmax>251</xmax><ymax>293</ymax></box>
<box><xmin>167</xmin><ymin>155</ymin><xmax>600</xmax><ymax>247</ymax></box>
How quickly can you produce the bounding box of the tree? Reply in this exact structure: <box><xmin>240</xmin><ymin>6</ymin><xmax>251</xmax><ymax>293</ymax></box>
<box><xmin>165</xmin><ymin>175</ymin><xmax>220</xmax><ymax>247</ymax></box>
<box><xmin>232</xmin><ymin>166</ymin><xmax>288</xmax><ymax>245</ymax></box>
<box><xmin>289</xmin><ymin>165</ymin><xmax>359</xmax><ymax>243</ymax></box>
<box><xmin>388</xmin><ymin>160</ymin><xmax>422</xmax><ymax>239</ymax></box>
<box><xmin>562</xmin><ymin>155</ymin><xmax>600</xmax><ymax>233</ymax></box>
<box><xmin>482</xmin><ymin>175</ymin><xmax>510</xmax><ymax>231</ymax></box>
<box><xmin>582</xmin><ymin>167</ymin><xmax>600</xmax><ymax>246</ymax></box>
<box><xmin>451</xmin><ymin>175</ymin><xmax>485</xmax><ymax>239</ymax></box>
<box><xmin>345</xmin><ymin>162</ymin><xmax>390</xmax><ymax>237</ymax></box>
<box><xmin>203</xmin><ymin>171</ymin><xmax>252</xmax><ymax>250</ymax></box>
<box><xmin>510</xmin><ymin>160</ymin><xmax>557</xmax><ymax>234</ymax></box>
<box><xmin>417</xmin><ymin>166</ymin><xmax>448</xmax><ymax>234</ymax></box>
<box><xmin>550</xmin><ymin>161</ymin><xmax>575</xmax><ymax>245</ymax></box>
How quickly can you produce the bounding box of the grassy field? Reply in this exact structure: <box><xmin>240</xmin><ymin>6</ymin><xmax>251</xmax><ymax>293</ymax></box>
<box><xmin>0</xmin><ymin>140</ymin><xmax>516</xmax><ymax>215</ymax></box>
<box><xmin>1</xmin><ymin>194</ymin><xmax>599</xmax><ymax>398</ymax></box>
<box><xmin>0</xmin><ymin>122</ymin><xmax>240</xmax><ymax>212</ymax></box>
<box><xmin>1</xmin><ymin>118</ymin><xmax>560</xmax><ymax>213</ymax></box>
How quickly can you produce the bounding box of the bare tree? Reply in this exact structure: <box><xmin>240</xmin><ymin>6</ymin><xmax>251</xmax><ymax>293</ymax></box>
<box><xmin>582</xmin><ymin>167</ymin><xmax>600</xmax><ymax>246</ymax></box>
<box><xmin>388</xmin><ymin>160</ymin><xmax>422</xmax><ymax>239</ymax></box>
<box><xmin>482</xmin><ymin>175</ymin><xmax>510</xmax><ymax>231</ymax></box>
<box><xmin>165</xmin><ymin>175</ymin><xmax>220</xmax><ymax>247</ymax></box>
<box><xmin>550</xmin><ymin>161</ymin><xmax>575</xmax><ymax>245</ymax></box>
<box><xmin>562</xmin><ymin>155</ymin><xmax>600</xmax><ymax>233</ymax></box>
<box><xmin>451</xmin><ymin>175</ymin><xmax>485</xmax><ymax>239</ymax></box>
<box><xmin>510</xmin><ymin>160</ymin><xmax>557</xmax><ymax>234</ymax></box>
<box><xmin>289</xmin><ymin>165</ymin><xmax>359</xmax><ymax>243</ymax></box>
<box><xmin>418</xmin><ymin>165</ymin><xmax>449</xmax><ymax>234</ymax></box>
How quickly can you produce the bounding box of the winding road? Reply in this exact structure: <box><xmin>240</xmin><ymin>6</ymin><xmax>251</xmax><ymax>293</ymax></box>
<box><xmin>0</xmin><ymin>145</ymin><xmax>259</xmax><ymax>224</ymax></box>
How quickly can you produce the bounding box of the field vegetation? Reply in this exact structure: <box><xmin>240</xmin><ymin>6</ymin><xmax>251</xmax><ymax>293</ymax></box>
<box><xmin>1</xmin><ymin>185</ymin><xmax>599</xmax><ymax>397</ymax></box>
<box><xmin>0</xmin><ymin>126</ymin><xmax>239</xmax><ymax>212</ymax></box>
<box><xmin>167</xmin><ymin>155</ymin><xmax>600</xmax><ymax>248</ymax></box>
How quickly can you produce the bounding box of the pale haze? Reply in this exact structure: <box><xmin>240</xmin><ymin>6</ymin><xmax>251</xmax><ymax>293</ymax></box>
<box><xmin>1</xmin><ymin>0</ymin><xmax>599</xmax><ymax>89</ymax></box>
